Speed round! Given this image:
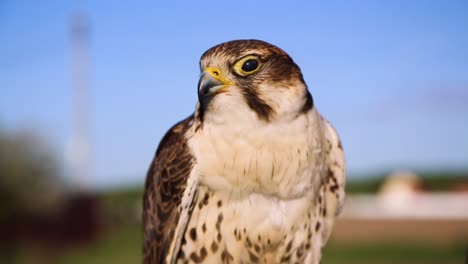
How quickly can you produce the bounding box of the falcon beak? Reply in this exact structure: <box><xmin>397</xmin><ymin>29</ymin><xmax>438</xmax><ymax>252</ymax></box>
<box><xmin>198</xmin><ymin>72</ymin><xmax>223</xmax><ymax>98</ymax></box>
<box><xmin>198</xmin><ymin>67</ymin><xmax>233</xmax><ymax>99</ymax></box>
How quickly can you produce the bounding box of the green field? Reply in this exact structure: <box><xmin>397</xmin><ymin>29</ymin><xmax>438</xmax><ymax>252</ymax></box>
<box><xmin>57</xmin><ymin>227</ymin><xmax>142</xmax><ymax>264</ymax></box>
<box><xmin>6</xmin><ymin>173</ymin><xmax>467</xmax><ymax>264</ymax></box>
<box><xmin>322</xmin><ymin>242</ymin><xmax>466</xmax><ymax>264</ymax></box>
<box><xmin>56</xmin><ymin>181</ymin><xmax>467</xmax><ymax>264</ymax></box>
<box><xmin>53</xmin><ymin>225</ymin><xmax>466</xmax><ymax>264</ymax></box>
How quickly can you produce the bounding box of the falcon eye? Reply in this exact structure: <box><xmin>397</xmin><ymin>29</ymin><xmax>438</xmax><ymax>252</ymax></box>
<box><xmin>233</xmin><ymin>55</ymin><xmax>263</xmax><ymax>76</ymax></box>
<box><xmin>241</xmin><ymin>59</ymin><xmax>259</xmax><ymax>72</ymax></box>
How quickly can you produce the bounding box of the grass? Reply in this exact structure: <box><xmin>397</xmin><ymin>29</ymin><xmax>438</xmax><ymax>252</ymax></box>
<box><xmin>54</xmin><ymin>225</ymin><xmax>466</xmax><ymax>264</ymax></box>
<box><xmin>322</xmin><ymin>242</ymin><xmax>466</xmax><ymax>264</ymax></box>
<box><xmin>56</xmin><ymin>227</ymin><xmax>142</xmax><ymax>264</ymax></box>
<box><xmin>16</xmin><ymin>178</ymin><xmax>468</xmax><ymax>263</ymax></box>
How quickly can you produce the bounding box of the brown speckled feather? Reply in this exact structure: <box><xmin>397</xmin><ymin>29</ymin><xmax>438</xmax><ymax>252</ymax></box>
<box><xmin>321</xmin><ymin>117</ymin><xmax>346</xmax><ymax>244</ymax></box>
<box><xmin>143</xmin><ymin>115</ymin><xmax>195</xmax><ymax>264</ymax></box>
<box><xmin>143</xmin><ymin>39</ymin><xmax>346</xmax><ymax>264</ymax></box>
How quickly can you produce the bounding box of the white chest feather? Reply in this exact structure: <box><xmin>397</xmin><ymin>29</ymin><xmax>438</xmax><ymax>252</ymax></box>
<box><xmin>181</xmin><ymin>104</ymin><xmax>335</xmax><ymax>264</ymax></box>
<box><xmin>188</xmin><ymin>110</ymin><xmax>326</xmax><ymax>199</ymax></box>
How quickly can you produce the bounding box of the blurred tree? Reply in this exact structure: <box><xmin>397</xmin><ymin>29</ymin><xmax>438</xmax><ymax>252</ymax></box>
<box><xmin>0</xmin><ymin>127</ymin><xmax>66</xmax><ymax>264</ymax></box>
<box><xmin>0</xmin><ymin>128</ymin><xmax>65</xmax><ymax>216</ymax></box>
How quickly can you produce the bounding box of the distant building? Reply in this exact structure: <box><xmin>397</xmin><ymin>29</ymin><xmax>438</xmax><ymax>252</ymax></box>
<box><xmin>378</xmin><ymin>170</ymin><xmax>425</xmax><ymax>213</ymax></box>
<box><xmin>342</xmin><ymin>169</ymin><xmax>468</xmax><ymax>219</ymax></box>
<box><xmin>380</xmin><ymin>170</ymin><xmax>425</xmax><ymax>194</ymax></box>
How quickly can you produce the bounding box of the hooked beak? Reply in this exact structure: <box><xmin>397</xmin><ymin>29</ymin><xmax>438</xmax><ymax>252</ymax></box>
<box><xmin>198</xmin><ymin>72</ymin><xmax>225</xmax><ymax>98</ymax></box>
<box><xmin>197</xmin><ymin>67</ymin><xmax>233</xmax><ymax>108</ymax></box>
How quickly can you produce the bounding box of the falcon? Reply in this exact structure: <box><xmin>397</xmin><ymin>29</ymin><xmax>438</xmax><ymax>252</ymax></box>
<box><xmin>143</xmin><ymin>39</ymin><xmax>346</xmax><ymax>264</ymax></box>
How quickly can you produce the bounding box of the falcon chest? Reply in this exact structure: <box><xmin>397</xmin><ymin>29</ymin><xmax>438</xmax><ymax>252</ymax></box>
<box><xmin>182</xmin><ymin>112</ymin><xmax>326</xmax><ymax>263</ymax></box>
<box><xmin>189</xmin><ymin>112</ymin><xmax>325</xmax><ymax>199</ymax></box>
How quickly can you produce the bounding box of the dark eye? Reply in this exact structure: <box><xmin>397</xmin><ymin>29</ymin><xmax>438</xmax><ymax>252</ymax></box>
<box><xmin>241</xmin><ymin>59</ymin><xmax>259</xmax><ymax>72</ymax></box>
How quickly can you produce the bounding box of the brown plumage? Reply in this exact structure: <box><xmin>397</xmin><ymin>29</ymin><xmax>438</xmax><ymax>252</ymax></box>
<box><xmin>143</xmin><ymin>116</ymin><xmax>195</xmax><ymax>263</ymax></box>
<box><xmin>143</xmin><ymin>39</ymin><xmax>345</xmax><ymax>264</ymax></box>
<box><xmin>197</xmin><ymin>39</ymin><xmax>311</xmax><ymax>122</ymax></box>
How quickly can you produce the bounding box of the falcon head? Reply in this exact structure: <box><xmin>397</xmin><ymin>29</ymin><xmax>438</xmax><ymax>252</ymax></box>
<box><xmin>196</xmin><ymin>39</ymin><xmax>313</xmax><ymax>125</ymax></box>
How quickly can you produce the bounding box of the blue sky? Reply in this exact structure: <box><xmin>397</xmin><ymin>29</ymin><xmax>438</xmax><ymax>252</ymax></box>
<box><xmin>1</xmin><ymin>1</ymin><xmax>467</xmax><ymax>188</ymax></box>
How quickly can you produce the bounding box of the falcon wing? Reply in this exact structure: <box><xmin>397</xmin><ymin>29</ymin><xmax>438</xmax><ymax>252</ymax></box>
<box><xmin>143</xmin><ymin>115</ymin><xmax>197</xmax><ymax>264</ymax></box>
<box><xmin>321</xmin><ymin>117</ymin><xmax>346</xmax><ymax>243</ymax></box>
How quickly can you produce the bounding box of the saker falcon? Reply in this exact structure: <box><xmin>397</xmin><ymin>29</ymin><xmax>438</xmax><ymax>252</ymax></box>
<box><xmin>143</xmin><ymin>39</ymin><xmax>346</xmax><ymax>264</ymax></box>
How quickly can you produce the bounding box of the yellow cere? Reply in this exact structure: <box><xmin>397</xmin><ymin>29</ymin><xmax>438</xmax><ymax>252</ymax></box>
<box><xmin>205</xmin><ymin>67</ymin><xmax>234</xmax><ymax>86</ymax></box>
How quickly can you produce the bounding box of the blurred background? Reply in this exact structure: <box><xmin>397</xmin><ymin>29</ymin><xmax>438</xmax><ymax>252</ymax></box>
<box><xmin>1</xmin><ymin>1</ymin><xmax>467</xmax><ymax>263</ymax></box>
